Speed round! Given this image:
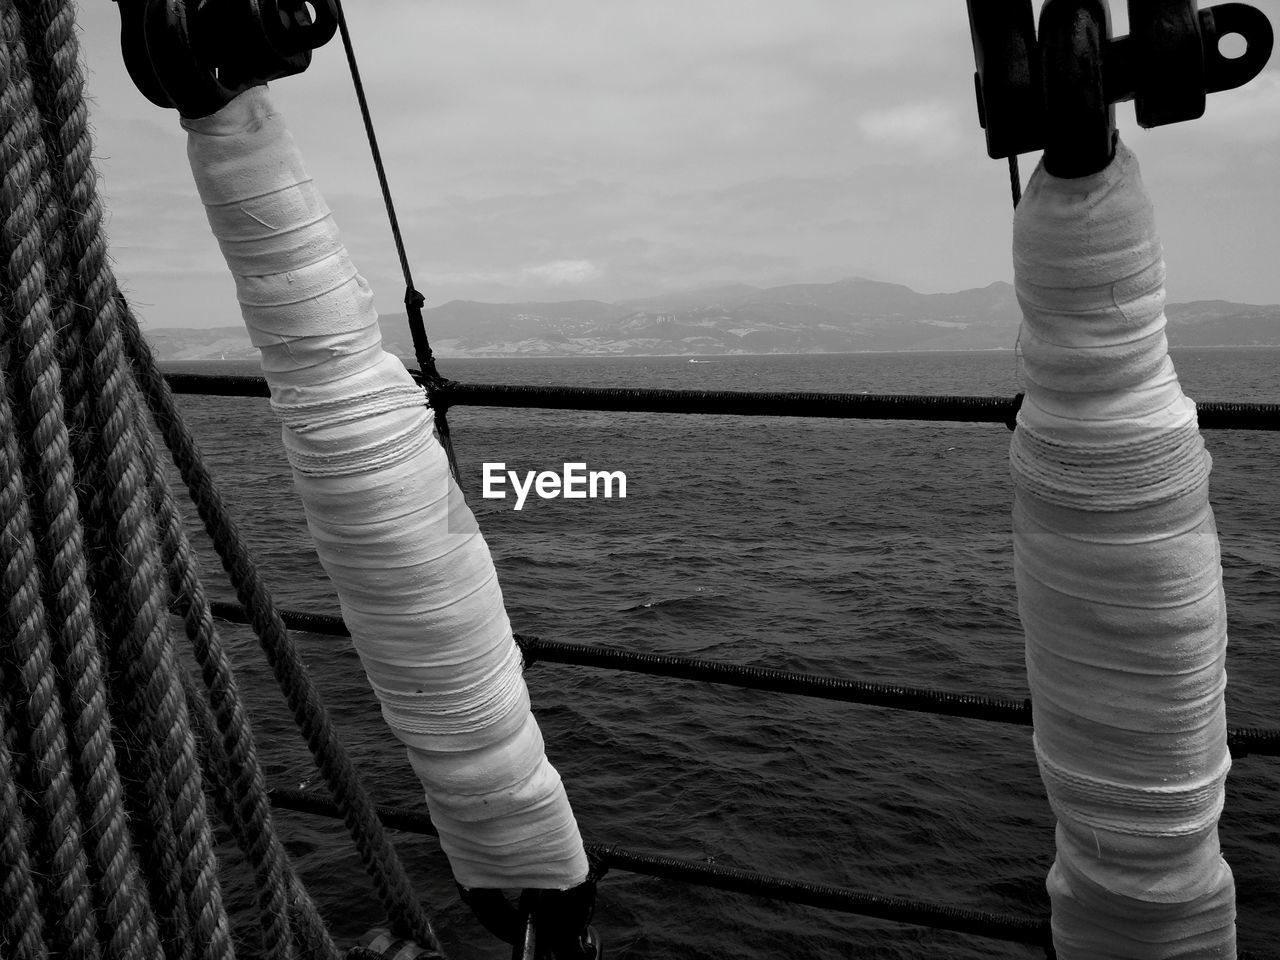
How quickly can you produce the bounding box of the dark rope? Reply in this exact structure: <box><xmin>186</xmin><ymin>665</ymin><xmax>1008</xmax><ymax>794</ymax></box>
<box><xmin>121</xmin><ymin>316</ymin><xmax>445</xmax><ymax>955</ymax></box>
<box><xmin>331</xmin><ymin>0</ymin><xmax>461</xmax><ymax>483</ymax></box>
<box><xmin>143</xmin><ymin>416</ymin><xmax>304</xmax><ymax>960</ymax></box>
<box><xmin>182</xmin><ymin>670</ymin><xmax>339</xmax><ymax>960</ymax></box>
<box><xmin>69</xmin><ymin>114</ymin><xmax>230</xmax><ymax>960</ymax></box>
<box><xmin>0</xmin><ymin>14</ymin><xmax>101</xmax><ymax>957</ymax></box>
<box><xmin>25</xmin><ymin>22</ymin><xmax>232</xmax><ymax>960</ymax></box>
<box><xmin>1008</xmin><ymin>155</ymin><xmax>1022</xmax><ymax>208</ymax></box>
<box><xmin>160</xmin><ymin>374</ymin><xmax>1280</xmax><ymax>431</ymax></box>
<box><xmin>0</xmin><ymin>0</ymin><xmax>433</xmax><ymax>955</ymax></box>
<box><xmin>204</xmin><ymin>602</ymin><xmax>1280</xmax><ymax>759</ymax></box>
<box><xmin>266</xmin><ymin>788</ymin><xmax>1054</xmax><ymax>952</ymax></box>
<box><xmin>0</xmin><ymin>371</ymin><xmax>97</xmax><ymax>960</ymax></box>
<box><xmin>0</xmin><ymin>675</ymin><xmax>46</xmax><ymax>960</ymax></box>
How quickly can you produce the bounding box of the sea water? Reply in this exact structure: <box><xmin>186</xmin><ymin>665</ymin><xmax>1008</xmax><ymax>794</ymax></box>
<box><xmin>161</xmin><ymin>348</ymin><xmax>1280</xmax><ymax>959</ymax></box>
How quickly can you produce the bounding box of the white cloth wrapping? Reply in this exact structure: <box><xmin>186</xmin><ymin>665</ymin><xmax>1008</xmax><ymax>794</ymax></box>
<box><xmin>1012</xmin><ymin>142</ymin><xmax>1235</xmax><ymax>958</ymax></box>
<box><xmin>181</xmin><ymin>87</ymin><xmax>589</xmax><ymax>890</ymax></box>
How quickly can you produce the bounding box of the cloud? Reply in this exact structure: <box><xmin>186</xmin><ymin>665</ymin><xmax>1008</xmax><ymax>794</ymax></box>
<box><xmin>422</xmin><ymin>259</ymin><xmax>602</xmax><ymax>296</ymax></box>
<box><xmin>521</xmin><ymin>259</ymin><xmax>601</xmax><ymax>286</ymax></box>
<box><xmin>858</xmin><ymin>101</ymin><xmax>965</xmax><ymax>156</ymax></box>
<box><xmin>67</xmin><ymin>0</ymin><xmax>1280</xmax><ymax>318</ymax></box>
<box><xmin>1195</xmin><ymin>68</ymin><xmax>1280</xmax><ymax>143</ymax></box>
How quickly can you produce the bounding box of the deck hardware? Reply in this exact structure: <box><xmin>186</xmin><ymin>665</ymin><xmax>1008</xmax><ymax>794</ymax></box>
<box><xmin>967</xmin><ymin>0</ymin><xmax>1046</xmax><ymax>160</ymax></box>
<box><xmin>965</xmin><ymin>0</ymin><xmax>1273</xmax><ymax>175</ymax></box>
<box><xmin>350</xmin><ymin>927</ymin><xmax>438</xmax><ymax>960</ymax></box>
<box><xmin>1039</xmin><ymin>0</ymin><xmax>1115</xmax><ymax>176</ymax></box>
<box><xmin>459</xmin><ymin>880</ymin><xmax>603</xmax><ymax>959</ymax></box>
<box><xmin>114</xmin><ymin>0</ymin><xmax>339</xmax><ymax>118</ymax></box>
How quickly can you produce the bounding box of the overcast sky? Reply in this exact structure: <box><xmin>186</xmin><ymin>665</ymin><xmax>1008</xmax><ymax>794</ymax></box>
<box><xmin>75</xmin><ymin>1</ymin><xmax>1280</xmax><ymax>329</ymax></box>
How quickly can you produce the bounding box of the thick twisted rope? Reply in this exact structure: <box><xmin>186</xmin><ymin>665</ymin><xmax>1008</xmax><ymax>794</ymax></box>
<box><xmin>0</xmin><ymin>681</ymin><xmax>45</xmax><ymax>960</ymax></box>
<box><xmin>0</xmin><ymin>9</ymin><xmax>105</xmax><ymax>958</ymax></box>
<box><xmin>180</xmin><ymin>668</ymin><xmax>338</xmax><ymax>960</ymax></box>
<box><xmin>142</xmin><ymin>415</ymin><xmax>303</xmax><ymax>960</ymax></box>
<box><xmin>11</xmin><ymin>0</ymin><xmax>347</xmax><ymax>953</ymax></box>
<box><xmin>0</xmin><ymin>0</ymin><xmax>405</xmax><ymax>957</ymax></box>
<box><xmin>0</xmin><ymin>358</ymin><xmax>56</xmax><ymax>960</ymax></box>
<box><xmin>121</xmin><ymin>316</ymin><xmax>445</xmax><ymax>953</ymax></box>
<box><xmin>30</xmin><ymin>29</ymin><xmax>230</xmax><ymax>960</ymax></box>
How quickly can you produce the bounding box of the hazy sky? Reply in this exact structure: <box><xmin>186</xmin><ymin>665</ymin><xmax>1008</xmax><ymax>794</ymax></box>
<box><xmin>75</xmin><ymin>1</ymin><xmax>1280</xmax><ymax>329</ymax></box>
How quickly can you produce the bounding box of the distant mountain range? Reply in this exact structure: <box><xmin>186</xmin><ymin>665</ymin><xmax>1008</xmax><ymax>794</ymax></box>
<box><xmin>144</xmin><ymin>278</ymin><xmax>1280</xmax><ymax>360</ymax></box>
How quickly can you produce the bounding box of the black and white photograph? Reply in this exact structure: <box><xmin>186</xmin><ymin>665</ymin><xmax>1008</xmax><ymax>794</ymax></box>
<box><xmin>0</xmin><ymin>1</ymin><xmax>1277</xmax><ymax>958</ymax></box>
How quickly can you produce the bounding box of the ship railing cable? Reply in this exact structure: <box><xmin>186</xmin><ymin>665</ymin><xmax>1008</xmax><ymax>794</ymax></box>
<box><xmin>258</xmin><ymin>785</ymin><xmax>1275</xmax><ymax>960</ymax></box>
<box><xmin>203</xmin><ymin>601</ymin><xmax>1280</xmax><ymax>760</ymax></box>
<box><xmin>161</xmin><ymin>374</ymin><xmax>1280</xmax><ymax>431</ymax></box>
<box><xmin>261</xmin><ymin>786</ymin><xmax>1055</xmax><ymax>952</ymax></box>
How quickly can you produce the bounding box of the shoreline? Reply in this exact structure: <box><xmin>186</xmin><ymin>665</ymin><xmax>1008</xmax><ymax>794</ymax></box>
<box><xmin>157</xmin><ymin>344</ymin><xmax>1279</xmax><ymax>365</ymax></box>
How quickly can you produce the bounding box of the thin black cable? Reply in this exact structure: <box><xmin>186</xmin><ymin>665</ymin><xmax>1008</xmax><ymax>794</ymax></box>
<box><xmin>1008</xmin><ymin>155</ymin><xmax>1022</xmax><ymax>208</ymax></box>
<box><xmin>330</xmin><ymin>0</ymin><xmax>461</xmax><ymax>483</ymax></box>
<box><xmin>515</xmin><ymin>635</ymin><xmax>1033</xmax><ymax>726</ymax></box>
<box><xmin>268</xmin><ymin>789</ymin><xmax>1260</xmax><ymax>958</ymax></box>
<box><xmin>330</xmin><ymin>0</ymin><xmax>412</xmax><ymax>296</ymax></box>
<box><xmin>203</xmin><ymin>601</ymin><xmax>1280</xmax><ymax>758</ymax></box>
<box><xmin>160</xmin><ymin>374</ymin><xmax>1280</xmax><ymax>431</ymax></box>
<box><xmin>265</xmin><ymin>788</ymin><xmax>1054</xmax><ymax>952</ymax></box>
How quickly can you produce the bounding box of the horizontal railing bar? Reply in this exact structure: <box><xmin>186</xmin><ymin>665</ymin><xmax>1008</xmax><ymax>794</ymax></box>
<box><xmin>266</xmin><ymin>787</ymin><xmax>1053</xmax><ymax>948</ymax></box>
<box><xmin>515</xmin><ymin>635</ymin><xmax>1032</xmax><ymax>725</ymax></box>
<box><xmin>161</xmin><ymin>373</ymin><xmax>1280</xmax><ymax>429</ymax></box>
<box><xmin>204</xmin><ymin>601</ymin><xmax>1280</xmax><ymax>757</ymax></box>
<box><xmin>441</xmin><ymin>382</ymin><xmax>1025</xmax><ymax>425</ymax></box>
<box><xmin>167</xmin><ymin>372</ymin><xmax>271</xmax><ymax>397</ymax></box>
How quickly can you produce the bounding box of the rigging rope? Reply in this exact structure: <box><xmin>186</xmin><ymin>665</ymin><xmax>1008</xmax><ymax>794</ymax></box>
<box><xmin>0</xmin><ymin>2</ymin><xmax>221</xmax><ymax>955</ymax></box>
<box><xmin>0</xmin><ymin>1</ymin><xmax>440</xmax><ymax>956</ymax></box>
<box><xmin>331</xmin><ymin>0</ymin><xmax>461</xmax><ymax>484</ymax></box>
<box><xmin>122</xmin><ymin>315</ymin><xmax>445</xmax><ymax>954</ymax></box>
<box><xmin>1008</xmin><ymin>155</ymin><xmax>1023</xmax><ymax>208</ymax></box>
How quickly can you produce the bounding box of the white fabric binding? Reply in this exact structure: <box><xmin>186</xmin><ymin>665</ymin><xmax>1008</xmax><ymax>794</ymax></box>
<box><xmin>1012</xmin><ymin>142</ymin><xmax>1235</xmax><ymax>958</ymax></box>
<box><xmin>181</xmin><ymin>87</ymin><xmax>589</xmax><ymax>890</ymax></box>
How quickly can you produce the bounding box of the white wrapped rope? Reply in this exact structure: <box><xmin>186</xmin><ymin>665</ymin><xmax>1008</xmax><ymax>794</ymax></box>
<box><xmin>1012</xmin><ymin>142</ymin><xmax>1235</xmax><ymax>958</ymax></box>
<box><xmin>181</xmin><ymin>87</ymin><xmax>589</xmax><ymax>890</ymax></box>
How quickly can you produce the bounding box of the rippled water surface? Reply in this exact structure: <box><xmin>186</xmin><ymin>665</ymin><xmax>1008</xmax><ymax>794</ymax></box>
<box><xmin>163</xmin><ymin>348</ymin><xmax>1280</xmax><ymax>959</ymax></box>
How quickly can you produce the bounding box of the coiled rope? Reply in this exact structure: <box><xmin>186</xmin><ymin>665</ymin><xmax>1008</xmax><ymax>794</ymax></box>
<box><xmin>123</xmin><ymin>315</ymin><xmax>444</xmax><ymax>954</ymax></box>
<box><xmin>0</xmin><ymin>2</ymin><xmax>223</xmax><ymax>955</ymax></box>
<box><xmin>0</xmin><ymin>1</ymin><xmax>439</xmax><ymax>956</ymax></box>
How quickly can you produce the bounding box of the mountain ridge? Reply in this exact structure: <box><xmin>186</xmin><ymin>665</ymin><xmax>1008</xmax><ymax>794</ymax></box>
<box><xmin>143</xmin><ymin>277</ymin><xmax>1280</xmax><ymax>360</ymax></box>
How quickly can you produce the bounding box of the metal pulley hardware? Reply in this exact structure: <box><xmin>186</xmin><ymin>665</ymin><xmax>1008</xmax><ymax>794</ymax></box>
<box><xmin>459</xmin><ymin>876</ymin><xmax>604</xmax><ymax>960</ymax></box>
<box><xmin>348</xmin><ymin>928</ymin><xmax>440</xmax><ymax>960</ymax></box>
<box><xmin>114</xmin><ymin>0</ymin><xmax>339</xmax><ymax>118</ymax></box>
<box><xmin>966</xmin><ymin>0</ymin><xmax>1274</xmax><ymax>176</ymax></box>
